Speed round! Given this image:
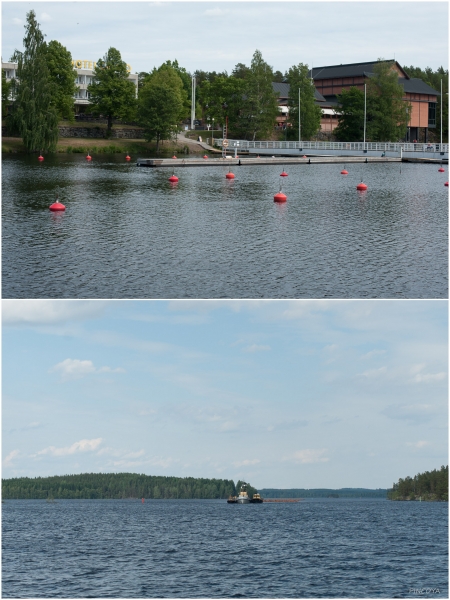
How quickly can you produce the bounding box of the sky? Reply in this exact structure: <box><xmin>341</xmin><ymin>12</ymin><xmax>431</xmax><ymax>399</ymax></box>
<box><xmin>2</xmin><ymin>299</ymin><xmax>447</xmax><ymax>490</ymax></box>
<box><xmin>2</xmin><ymin>1</ymin><xmax>448</xmax><ymax>75</ymax></box>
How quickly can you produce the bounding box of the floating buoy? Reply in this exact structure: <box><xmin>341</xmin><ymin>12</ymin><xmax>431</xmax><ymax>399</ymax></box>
<box><xmin>226</xmin><ymin>171</ymin><xmax>235</xmax><ymax>179</ymax></box>
<box><xmin>86</xmin><ymin>153</ymin><xmax>92</xmax><ymax>161</ymax></box>
<box><xmin>141</xmin><ymin>498</ymin><xmax>145</xmax><ymax>504</ymax></box>
<box><xmin>438</xmin><ymin>167</ymin><xmax>445</xmax><ymax>172</ymax></box>
<box><xmin>356</xmin><ymin>182</ymin><xmax>368</xmax><ymax>191</ymax></box>
<box><xmin>274</xmin><ymin>191</ymin><xmax>287</xmax><ymax>203</ymax></box>
<box><xmin>38</xmin><ymin>154</ymin><xmax>44</xmax><ymax>162</ymax></box>
<box><xmin>445</xmin><ymin>181</ymin><xmax>449</xmax><ymax>187</ymax></box>
<box><xmin>303</xmin><ymin>155</ymin><xmax>307</xmax><ymax>159</ymax></box>
<box><xmin>203</xmin><ymin>155</ymin><xmax>208</xmax><ymax>159</ymax></box>
<box><xmin>172</xmin><ymin>155</ymin><xmax>177</xmax><ymax>159</ymax></box>
<box><xmin>280</xmin><ymin>170</ymin><xmax>288</xmax><ymax>177</ymax></box>
<box><xmin>168</xmin><ymin>173</ymin><xmax>179</xmax><ymax>183</ymax></box>
<box><xmin>49</xmin><ymin>195</ymin><xmax>65</xmax><ymax>211</ymax></box>
<box><xmin>341</xmin><ymin>168</ymin><xmax>348</xmax><ymax>175</ymax></box>
<box><xmin>125</xmin><ymin>154</ymin><xmax>131</xmax><ymax>161</ymax></box>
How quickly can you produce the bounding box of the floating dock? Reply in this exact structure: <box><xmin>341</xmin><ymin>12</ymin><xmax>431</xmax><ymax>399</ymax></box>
<box><xmin>136</xmin><ymin>156</ymin><xmax>401</xmax><ymax>168</ymax></box>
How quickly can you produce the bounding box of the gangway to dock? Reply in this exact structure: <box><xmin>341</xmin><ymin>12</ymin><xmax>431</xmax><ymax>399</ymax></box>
<box><xmin>213</xmin><ymin>139</ymin><xmax>449</xmax><ymax>163</ymax></box>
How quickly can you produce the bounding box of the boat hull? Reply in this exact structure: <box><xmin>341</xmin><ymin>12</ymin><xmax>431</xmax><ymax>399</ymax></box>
<box><xmin>236</xmin><ymin>497</ymin><xmax>250</xmax><ymax>504</ymax></box>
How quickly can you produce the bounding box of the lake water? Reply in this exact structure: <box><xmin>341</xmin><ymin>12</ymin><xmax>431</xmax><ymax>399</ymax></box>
<box><xmin>2</xmin><ymin>499</ymin><xmax>447</xmax><ymax>598</ymax></box>
<box><xmin>2</xmin><ymin>155</ymin><xmax>448</xmax><ymax>299</ymax></box>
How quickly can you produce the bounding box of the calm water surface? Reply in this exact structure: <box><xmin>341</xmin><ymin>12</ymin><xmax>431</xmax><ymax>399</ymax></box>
<box><xmin>2</xmin><ymin>499</ymin><xmax>447</xmax><ymax>598</ymax></box>
<box><xmin>2</xmin><ymin>155</ymin><xmax>448</xmax><ymax>298</ymax></box>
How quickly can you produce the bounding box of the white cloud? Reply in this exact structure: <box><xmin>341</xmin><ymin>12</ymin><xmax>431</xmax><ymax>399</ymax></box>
<box><xmin>204</xmin><ymin>8</ymin><xmax>228</xmax><ymax>16</ymax></box>
<box><xmin>2</xmin><ymin>300</ymin><xmax>106</xmax><ymax>326</ymax></box>
<box><xmin>3</xmin><ymin>450</ymin><xmax>20</xmax><ymax>467</ymax></box>
<box><xmin>407</xmin><ymin>441</ymin><xmax>429</xmax><ymax>449</ymax></box>
<box><xmin>243</xmin><ymin>344</ymin><xmax>271</xmax><ymax>353</ymax></box>
<box><xmin>40</xmin><ymin>12</ymin><xmax>52</xmax><ymax>22</ymax></box>
<box><xmin>360</xmin><ymin>366</ymin><xmax>388</xmax><ymax>379</ymax></box>
<box><xmin>233</xmin><ymin>459</ymin><xmax>260</xmax><ymax>467</ymax></box>
<box><xmin>413</xmin><ymin>372</ymin><xmax>446</xmax><ymax>383</ymax></box>
<box><xmin>361</xmin><ymin>349</ymin><xmax>386</xmax><ymax>360</ymax></box>
<box><xmin>285</xmin><ymin>449</ymin><xmax>329</xmax><ymax>464</ymax></box>
<box><xmin>12</xmin><ymin>18</ymin><xmax>22</xmax><ymax>25</ymax></box>
<box><xmin>35</xmin><ymin>438</ymin><xmax>102</xmax><ymax>457</ymax></box>
<box><xmin>49</xmin><ymin>358</ymin><xmax>124</xmax><ymax>381</ymax></box>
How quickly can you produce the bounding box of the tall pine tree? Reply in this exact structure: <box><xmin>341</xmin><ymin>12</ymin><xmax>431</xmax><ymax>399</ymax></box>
<box><xmin>11</xmin><ymin>10</ymin><xmax>59</xmax><ymax>153</ymax></box>
<box><xmin>287</xmin><ymin>63</ymin><xmax>321</xmax><ymax>141</ymax></box>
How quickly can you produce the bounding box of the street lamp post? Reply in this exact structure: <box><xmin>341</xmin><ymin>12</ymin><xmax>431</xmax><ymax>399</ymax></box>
<box><xmin>363</xmin><ymin>83</ymin><xmax>367</xmax><ymax>150</ymax></box>
<box><xmin>440</xmin><ymin>79</ymin><xmax>443</xmax><ymax>147</ymax></box>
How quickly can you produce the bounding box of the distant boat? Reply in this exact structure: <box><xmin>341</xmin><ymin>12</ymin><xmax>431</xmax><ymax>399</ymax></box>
<box><xmin>227</xmin><ymin>495</ymin><xmax>237</xmax><ymax>503</ymax></box>
<box><xmin>250</xmin><ymin>493</ymin><xmax>263</xmax><ymax>504</ymax></box>
<box><xmin>236</xmin><ymin>485</ymin><xmax>250</xmax><ymax>504</ymax></box>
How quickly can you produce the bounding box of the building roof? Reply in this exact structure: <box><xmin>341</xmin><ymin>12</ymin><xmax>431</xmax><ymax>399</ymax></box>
<box><xmin>398</xmin><ymin>77</ymin><xmax>439</xmax><ymax>95</ymax></box>
<box><xmin>310</xmin><ymin>60</ymin><xmax>408</xmax><ymax>80</ymax></box>
<box><xmin>272</xmin><ymin>81</ymin><xmax>326</xmax><ymax>102</ymax></box>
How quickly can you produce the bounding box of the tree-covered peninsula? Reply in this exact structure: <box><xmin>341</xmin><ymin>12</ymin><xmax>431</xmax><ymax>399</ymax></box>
<box><xmin>388</xmin><ymin>466</ymin><xmax>448</xmax><ymax>501</ymax></box>
<box><xmin>2</xmin><ymin>473</ymin><xmax>238</xmax><ymax>500</ymax></box>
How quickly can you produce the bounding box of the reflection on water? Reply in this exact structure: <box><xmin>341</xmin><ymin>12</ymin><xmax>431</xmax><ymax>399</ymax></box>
<box><xmin>2</xmin><ymin>154</ymin><xmax>448</xmax><ymax>298</ymax></box>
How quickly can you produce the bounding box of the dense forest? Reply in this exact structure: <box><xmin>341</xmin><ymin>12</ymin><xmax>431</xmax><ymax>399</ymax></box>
<box><xmin>260</xmin><ymin>488</ymin><xmax>388</xmax><ymax>499</ymax></box>
<box><xmin>1</xmin><ymin>473</ymin><xmax>237</xmax><ymax>500</ymax></box>
<box><xmin>388</xmin><ymin>466</ymin><xmax>448</xmax><ymax>501</ymax></box>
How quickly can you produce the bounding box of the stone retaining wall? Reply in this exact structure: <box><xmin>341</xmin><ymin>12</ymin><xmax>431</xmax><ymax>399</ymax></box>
<box><xmin>58</xmin><ymin>126</ymin><xmax>145</xmax><ymax>139</ymax></box>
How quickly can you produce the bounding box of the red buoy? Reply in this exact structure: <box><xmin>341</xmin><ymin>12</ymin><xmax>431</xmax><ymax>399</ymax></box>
<box><xmin>172</xmin><ymin>155</ymin><xmax>177</xmax><ymax>159</ymax></box>
<box><xmin>203</xmin><ymin>155</ymin><xmax>208</xmax><ymax>159</ymax></box>
<box><xmin>49</xmin><ymin>199</ymin><xmax>66</xmax><ymax>211</ymax></box>
<box><xmin>274</xmin><ymin>191</ymin><xmax>287</xmax><ymax>203</ymax></box>
<box><xmin>226</xmin><ymin>171</ymin><xmax>235</xmax><ymax>179</ymax></box>
<box><xmin>438</xmin><ymin>167</ymin><xmax>445</xmax><ymax>172</ymax></box>
<box><xmin>341</xmin><ymin>169</ymin><xmax>348</xmax><ymax>175</ymax></box>
<box><xmin>125</xmin><ymin>154</ymin><xmax>131</xmax><ymax>161</ymax></box>
<box><xmin>38</xmin><ymin>154</ymin><xmax>44</xmax><ymax>162</ymax></box>
<box><xmin>445</xmin><ymin>181</ymin><xmax>449</xmax><ymax>187</ymax></box>
<box><xmin>303</xmin><ymin>155</ymin><xmax>307</xmax><ymax>159</ymax></box>
<box><xmin>280</xmin><ymin>171</ymin><xmax>288</xmax><ymax>177</ymax></box>
<box><xmin>168</xmin><ymin>174</ymin><xmax>179</xmax><ymax>183</ymax></box>
<box><xmin>356</xmin><ymin>182</ymin><xmax>368</xmax><ymax>191</ymax></box>
<box><xmin>141</xmin><ymin>498</ymin><xmax>145</xmax><ymax>504</ymax></box>
<box><xmin>86</xmin><ymin>153</ymin><xmax>92</xmax><ymax>161</ymax></box>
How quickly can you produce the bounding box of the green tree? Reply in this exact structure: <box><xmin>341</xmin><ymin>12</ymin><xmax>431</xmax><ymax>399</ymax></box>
<box><xmin>239</xmin><ymin>50</ymin><xmax>279</xmax><ymax>140</ymax></box>
<box><xmin>367</xmin><ymin>60</ymin><xmax>410</xmax><ymax>141</ymax></box>
<box><xmin>45</xmin><ymin>40</ymin><xmax>77</xmax><ymax>121</ymax></box>
<box><xmin>198</xmin><ymin>75</ymin><xmax>246</xmax><ymax>136</ymax></box>
<box><xmin>286</xmin><ymin>63</ymin><xmax>321</xmax><ymax>141</ymax></box>
<box><xmin>2</xmin><ymin>70</ymin><xmax>12</xmax><ymax>118</ymax></box>
<box><xmin>11</xmin><ymin>10</ymin><xmax>59</xmax><ymax>152</ymax></box>
<box><xmin>138</xmin><ymin>64</ymin><xmax>185</xmax><ymax>153</ymax></box>
<box><xmin>88</xmin><ymin>47</ymin><xmax>137</xmax><ymax>135</ymax></box>
<box><xmin>232</xmin><ymin>62</ymin><xmax>250</xmax><ymax>80</ymax></box>
<box><xmin>334</xmin><ymin>87</ymin><xmax>365</xmax><ymax>141</ymax></box>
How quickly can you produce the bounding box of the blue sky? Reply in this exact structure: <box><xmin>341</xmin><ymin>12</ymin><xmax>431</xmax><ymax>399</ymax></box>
<box><xmin>2</xmin><ymin>300</ymin><xmax>447</xmax><ymax>489</ymax></box>
<box><xmin>2</xmin><ymin>2</ymin><xmax>448</xmax><ymax>74</ymax></box>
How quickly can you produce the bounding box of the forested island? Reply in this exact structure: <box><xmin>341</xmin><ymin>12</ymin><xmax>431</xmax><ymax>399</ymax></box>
<box><xmin>388</xmin><ymin>466</ymin><xmax>448</xmax><ymax>501</ymax></box>
<box><xmin>1</xmin><ymin>473</ymin><xmax>240</xmax><ymax>500</ymax></box>
<box><xmin>260</xmin><ymin>488</ymin><xmax>388</xmax><ymax>499</ymax></box>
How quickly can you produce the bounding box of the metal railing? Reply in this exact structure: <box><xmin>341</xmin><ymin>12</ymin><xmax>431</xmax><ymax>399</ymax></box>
<box><xmin>214</xmin><ymin>139</ymin><xmax>449</xmax><ymax>153</ymax></box>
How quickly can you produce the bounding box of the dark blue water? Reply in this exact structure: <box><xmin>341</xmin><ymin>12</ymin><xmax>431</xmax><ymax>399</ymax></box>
<box><xmin>2</xmin><ymin>499</ymin><xmax>447</xmax><ymax>598</ymax></box>
<box><xmin>2</xmin><ymin>155</ymin><xmax>448</xmax><ymax>298</ymax></box>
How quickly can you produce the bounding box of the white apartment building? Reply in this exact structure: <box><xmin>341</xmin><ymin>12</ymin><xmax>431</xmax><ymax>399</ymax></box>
<box><xmin>2</xmin><ymin>58</ymin><xmax>138</xmax><ymax>111</ymax></box>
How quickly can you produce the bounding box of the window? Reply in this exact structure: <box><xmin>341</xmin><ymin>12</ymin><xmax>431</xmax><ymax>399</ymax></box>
<box><xmin>428</xmin><ymin>102</ymin><xmax>436</xmax><ymax>127</ymax></box>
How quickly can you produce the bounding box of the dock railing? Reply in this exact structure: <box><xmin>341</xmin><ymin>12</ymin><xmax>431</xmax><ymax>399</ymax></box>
<box><xmin>214</xmin><ymin>139</ymin><xmax>449</xmax><ymax>154</ymax></box>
